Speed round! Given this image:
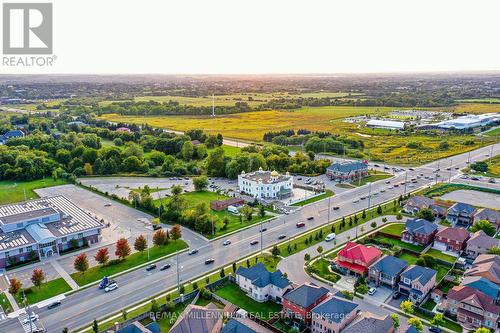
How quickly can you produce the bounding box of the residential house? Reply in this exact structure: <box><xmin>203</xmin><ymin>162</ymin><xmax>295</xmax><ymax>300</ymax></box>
<box><xmin>462</xmin><ymin>276</ymin><xmax>500</xmax><ymax>302</ymax></box>
<box><xmin>429</xmin><ymin>203</ymin><xmax>448</xmax><ymax>219</ymax></box>
<box><xmin>464</xmin><ymin>254</ymin><xmax>500</xmax><ymax>284</ymax></box>
<box><xmin>235</xmin><ymin>262</ymin><xmax>291</xmax><ymax>303</ymax></box>
<box><xmin>466</xmin><ymin>231</ymin><xmax>500</xmax><ymax>259</ymax></box>
<box><xmin>343</xmin><ymin>312</ymin><xmax>394</xmax><ymax>333</ymax></box>
<box><xmin>325</xmin><ymin>161</ymin><xmax>368</xmax><ymax>182</ymax></box>
<box><xmin>433</xmin><ymin>227</ymin><xmax>470</xmax><ymax>255</ymax></box>
<box><xmin>447</xmin><ymin>202</ymin><xmax>477</xmax><ymax>227</ymax></box>
<box><xmin>310</xmin><ymin>296</ymin><xmax>359</xmax><ymax>333</ymax></box>
<box><xmin>282</xmin><ymin>283</ymin><xmax>330</xmax><ymax>324</ymax></box>
<box><xmin>220</xmin><ymin>317</ymin><xmax>274</xmax><ymax>333</ymax></box>
<box><xmin>368</xmin><ymin>255</ymin><xmax>408</xmax><ymax>288</ymax></box>
<box><xmin>0</xmin><ymin>129</ymin><xmax>25</xmax><ymax>145</ymax></box>
<box><xmin>333</xmin><ymin>241</ymin><xmax>382</xmax><ymax>276</ymax></box>
<box><xmin>115</xmin><ymin>321</ymin><xmax>160</xmax><ymax>333</ymax></box>
<box><xmin>446</xmin><ymin>285</ymin><xmax>500</xmax><ymax>331</ymax></box>
<box><xmin>403</xmin><ymin>196</ymin><xmax>434</xmax><ymax>215</ymax></box>
<box><xmin>398</xmin><ymin>265</ymin><xmax>437</xmax><ymax>304</ymax></box>
<box><xmin>169</xmin><ymin>303</ymin><xmax>223</xmax><ymax>333</ymax></box>
<box><xmin>474</xmin><ymin>208</ymin><xmax>500</xmax><ymax>231</ymax></box>
<box><xmin>401</xmin><ymin>218</ymin><xmax>438</xmax><ymax>246</ymax></box>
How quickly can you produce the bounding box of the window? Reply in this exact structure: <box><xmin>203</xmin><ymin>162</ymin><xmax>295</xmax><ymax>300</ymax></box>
<box><xmin>16</xmin><ymin>223</ymin><xmax>23</xmax><ymax>228</ymax></box>
<box><xmin>78</xmin><ymin>233</ymin><xmax>83</xmax><ymax>239</ymax></box>
<box><xmin>27</xmin><ymin>246</ymin><xmax>32</xmax><ymax>252</ymax></box>
<box><xmin>19</xmin><ymin>248</ymin><xmax>23</xmax><ymax>254</ymax></box>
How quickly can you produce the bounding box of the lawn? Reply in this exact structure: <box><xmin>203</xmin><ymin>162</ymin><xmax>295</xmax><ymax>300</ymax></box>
<box><xmin>71</xmin><ymin>240</ymin><xmax>187</xmax><ymax>286</ymax></box>
<box><xmin>155</xmin><ymin>191</ymin><xmax>270</xmax><ymax>239</ymax></box>
<box><xmin>208</xmin><ymin>144</ymin><xmax>242</xmax><ymax>158</ymax></box>
<box><xmin>395</xmin><ymin>252</ymin><xmax>451</xmax><ymax>281</ymax></box>
<box><xmin>378</xmin><ymin>223</ymin><xmax>405</xmax><ymax>236</ymax></box>
<box><xmin>307</xmin><ymin>258</ymin><xmax>340</xmax><ymax>283</ymax></box>
<box><xmin>421</xmin><ymin>299</ymin><xmax>436</xmax><ymax>311</ymax></box>
<box><xmin>397</xmin><ymin>252</ymin><xmax>419</xmax><ymax>265</ymax></box>
<box><xmin>373</xmin><ymin>235</ymin><xmax>425</xmax><ymax>253</ymax></box>
<box><xmin>214</xmin><ymin>283</ymin><xmax>281</xmax><ymax>319</ymax></box>
<box><xmin>420</xmin><ymin>183</ymin><xmax>500</xmax><ymax>198</ymax></box>
<box><xmin>484</xmin><ymin>127</ymin><xmax>500</xmax><ymax>137</ymax></box>
<box><xmin>415</xmin><ymin>308</ymin><xmax>463</xmax><ymax>332</ymax></box>
<box><xmin>150</xmin><ymin>302</ymin><xmax>189</xmax><ymax>332</ymax></box>
<box><xmin>0</xmin><ymin>178</ymin><xmax>68</xmax><ymax>205</ymax></box>
<box><xmin>351</xmin><ymin>172</ymin><xmax>392</xmax><ymax>187</ymax></box>
<box><xmin>291</xmin><ymin>189</ymin><xmax>334</xmax><ymax>206</ymax></box>
<box><xmin>426</xmin><ymin>249</ymin><xmax>457</xmax><ymax>264</ymax></box>
<box><xmin>13</xmin><ymin>278</ymin><xmax>72</xmax><ymax>305</ymax></box>
<box><xmin>0</xmin><ymin>293</ymin><xmax>13</xmax><ymax>313</ymax></box>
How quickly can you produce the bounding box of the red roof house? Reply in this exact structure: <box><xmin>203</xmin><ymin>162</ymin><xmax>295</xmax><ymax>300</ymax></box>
<box><xmin>333</xmin><ymin>242</ymin><xmax>382</xmax><ymax>276</ymax></box>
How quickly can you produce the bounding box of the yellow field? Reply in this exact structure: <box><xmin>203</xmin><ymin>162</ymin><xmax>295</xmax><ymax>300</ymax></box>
<box><xmin>98</xmin><ymin>92</ymin><xmax>358</xmax><ymax>108</ymax></box>
<box><xmin>447</xmin><ymin>103</ymin><xmax>500</xmax><ymax>114</ymax></box>
<box><xmin>99</xmin><ymin>106</ymin><xmax>392</xmax><ymax>141</ymax></box>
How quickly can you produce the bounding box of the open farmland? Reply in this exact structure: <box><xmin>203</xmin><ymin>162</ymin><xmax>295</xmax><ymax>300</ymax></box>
<box><xmin>98</xmin><ymin>91</ymin><xmax>358</xmax><ymax>107</ymax></box>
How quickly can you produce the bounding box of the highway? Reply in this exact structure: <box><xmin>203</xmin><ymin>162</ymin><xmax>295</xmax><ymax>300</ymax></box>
<box><xmin>0</xmin><ymin>144</ymin><xmax>498</xmax><ymax>332</ymax></box>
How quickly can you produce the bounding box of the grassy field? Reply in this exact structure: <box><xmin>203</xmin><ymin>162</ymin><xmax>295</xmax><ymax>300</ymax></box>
<box><xmin>99</xmin><ymin>92</ymin><xmax>359</xmax><ymax>108</ymax></box>
<box><xmin>395</xmin><ymin>252</ymin><xmax>451</xmax><ymax>281</ymax></box>
<box><xmin>352</xmin><ymin>172</ymin><xmax>392</xmax><ymax>187</ymax></box>
<box><xmin>308</xmin><ymin>258</ymin><xmax>341</xmax><ymax>283</ymax></box>
<box><xmin>13</xmin><ymin>278</ymin><xmax>72</xmax><ymax>305</ymax></box>
<box><xmin>426</xmin><ymin>249</ymin><xmax>457</xmax><ymax>264</ymax></box>
<box><xmin>456</xmin><ymin>98</ymin><xmax>500</xmax><ymax>104</ymax></box>
<box><xmin>0</xmin><ymin>178</ymin><xmax>68</xmax><ymax>205</ymax></box>
<box><xmin>291</xmin><ymin>189</ymin><xmax>334</xmax><ymax>206</ymax></box>
<box><xmin>71</xmin><ymin>240</ymin><xmax>187</xmax><ymax>286</ymax></box>
<box><xmin>98</xmin><ymin>104</ymin><xmax>493</xmax><ymax>165</ymax></box>
<box><xmin>484</xmin><ymin>127</ymin><xmax>500</xmax><ymax>137</ymax></box>
<box><xmin>373</xmin><ymin>235</ymin><xmax>425</xmax><ymax>252</ymax></box>
<box><xmin>208</xmin><ymin>144</ymin><xmax>242</xmax><ymax>158</ymax></box>
<box><xmin>0</xmin><ymin>293</ymin><xmax>13</xmax><ymax>313</ymax></box>
<box><xmin>214</xmin><ymin>283</ymin><xmax>281</xmax><ymax>319</ymax></box>
<box><xmin>378</xmin><ymin>223</ymin><xmax>405</xmax><ymax>236</ymax></box>
<box><xmin>154</xmin><ymin>191</ymin><xmax>270</xmax><ymax>238</ymax></box>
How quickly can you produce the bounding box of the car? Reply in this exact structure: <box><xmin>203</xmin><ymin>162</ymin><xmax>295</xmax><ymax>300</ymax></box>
<box><xmin>296</xmin><ymin>222</ymin><xmax>306</xmax><ymax>228</ymax></box>
<box><xmin>392</xmin><ymin>292</ymin><xmax>400</xmax><ymax>299</ymax></box>
<box><xmin>259</xmin><ymin>227</ymin><xmax>267</xmax><ymax>232</ymax></box>
<box><xmin>105</xmin><ymin>282</ymin><xmax>118</xmax><ymax>292</ymax></box>
<box><xmin>384</xmin><ymin>166</ymin><xmax>390</xmax><ymax>170</ymax></box>
<box><xmin>429</xmin><ymin>327</ymin><xmax>442</xmax><ymax>333</ymax></box>
<box><xmin>222</xmin><ymin>240</ymin><xmax>231</xmax><ymax>246</ymax></box>
<box><xmin>360</xmin><ymin>196</ymin><xmax>366</xmax><ymax>200</ymax></box>
<box><xmin>297</xmin><ymin>177</ymin><xmax>302</xmax><ymax>180</ymax></box>
<box><xmin>374</xmin><ymin>164</ymin><xmax>380</xmax><ymax>167</ymax></box>
<box><xmin>23</xmin><ymin>313</ymin><xmax>39</xmax><ymax>324</ymax></box>
<box><xmin>353</xmin><ymin>199</ymin><xmax>360</xmax><ymax>203</ymax></box>
<box><xmin>307</xmin><ymin>216</ymin><xmax>314</xmax><ymax>221</ymax></box>
<box><xmin>489</xmin><ymin>178</ymin><xmax>496</xmax><ymax>183</ymax></box>
<box><xmin>409</xmin><ymin>168</ymin><xmax>414</xmax><ymax>171</ymax></box>
<box><xmin>388</xmin><ymin>186</ymin><xmax>393</xmax><ymax>189</ymax></box>
<box><xmin>250</xmin><ymin>240</ymin><xmax>259</xmax><ymax>245</ymax></box>
<box><xmin>184</xmin><ymin>177</ymin><xmax>189</xmax><ymax>180</ymax></box>
<box><xmin>160</xmin><ymin>264</ymin><xmax>171</xmax><ymax>270</ymax></box>
<box><xmin>325</xmin><ymin>233</ymin><xmax>336</xmax><ymax>241</ymax></box>
<box><xmin>98</xmin><ymin>277</ymin><xmax>116</xmax><ymax>289</ymax></box>
<box><xmin>146</xmin><ymin>264</ymin><xmax>157</xmax><ymax>271</ymax></box>
<box><xmin>152</xmin><ymin>224</ymin><xmax>163</xmax><ymax>230</ymax></box>
<box><xmin>471</xmin><ymin>177</ymin><xmax>479</xmax><ymax>181</ymax></box>
<box><xmin>205</xmin><ymin>258</ymin><xmax>215</xmax><ymax>264</ymax></box>
<box><xmin>47</xmin><ymin>301</ymin><xmax>62</xmax><ymax>309</ymax></box>
<box><xmin>385</xmin><ymin>180</ymin><xmax>391</xmax><ymax>184</ymax></box>
<box><xmin>368</xmin><ymin>287</ymin><xmax>377</xmax><ymax>295</ymax></box>
<box><xmin>188</xmin><ymin>249</ymin><xmax>199</xmax><ymax>255</ymax></box>
<box><xmin>372</xmin><ymin>192</ymin><xmax>378</xmax><ymax>196</ymax></box>
<box><xmin>394</xmin><ymin>184</ymin><xmax>399</xmax><ymax>187</ymax></box>
<box><xmin>380</xmin><ymin>189</ymin><xmax>386</xmax><ymax>192</ymax></box>
<box><xmin>278</xmin><ymin>234</ymin><xmax>286</xmax><ymax>240</ymax></box>
<box><xmin>446</xmin><ymin>167</ymin><xmax>451</xmax><ymax>171</ymax></box>
<box><xmin>455</xmin><ymin>166</ymin><xmax>459</xmax><ymax>170</ymax></box>
<box><xmin>333</xmin><ymin>206</ymin><xmax>340</xmax><ymax>210</ymax></box>
<box><xmin>104</xmin><ymin>203</ymin><xmax>112</xmax><ymax>207</ymax></box>
<box><xmin>461</xmin><ymin>175</ymin><xmax>469</xmax><ymax>179</ymax></box>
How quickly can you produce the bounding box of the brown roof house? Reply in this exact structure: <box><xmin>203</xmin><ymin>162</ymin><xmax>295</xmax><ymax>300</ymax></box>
<box><xmin>343</xmin><ymin>312</ymin><xmax>394</xmax><ymax>333</ymax></box>
<box><xmin>464</xmin><ymin>254</ymin><xmax>500</xmax><ymax>284</ymax></box>
<box><xmin>466</xmin><ymin>231</ymin><xmax>500</xmax><ymax>259</ymax></box>
<box><xmin>403</xmin><ymin>196</ymin><xmax>434</xmax><ymax>215</ymax></box>
<box><xmin>446</xmin><ymin>285</ymin><xmax>500</xmax><ymax>331</ymax></box>
<box><xmin>473</xmin><ymin>208</ymin><xmax>500</xmax><ymax>231</ymax></box>
<box><xmin>432</xmin><ymin>227</ymin><xmax>470</xmax><ymax>256</ymax></box>
<box><xmin>170</xmin><ymin>303</ymin><xmax>223</xmax><ymax>333</ymax></box>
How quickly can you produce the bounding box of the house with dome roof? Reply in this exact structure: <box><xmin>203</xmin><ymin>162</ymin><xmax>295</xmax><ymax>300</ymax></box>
<box><xmin>238</xmin><ymin>168</ymin><xmax>293</xmax><ymax>200</ymax></box>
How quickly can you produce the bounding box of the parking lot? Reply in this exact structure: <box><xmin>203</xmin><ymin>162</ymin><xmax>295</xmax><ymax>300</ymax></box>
<box><xmin>440</xmin><ymin>189</ymin><xmax>500</xmax><ymax>210</ymax></box>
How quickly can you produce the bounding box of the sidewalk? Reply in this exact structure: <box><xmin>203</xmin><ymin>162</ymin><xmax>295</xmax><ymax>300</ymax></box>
<box><xmin>50</xmin><ymin>260</ymin><xmax>79</xmax><ymax>290</ymax></box>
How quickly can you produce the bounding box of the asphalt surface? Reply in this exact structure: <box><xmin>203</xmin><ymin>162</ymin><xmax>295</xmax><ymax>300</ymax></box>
<box><xmin>1</xmin><ymin>144</ymin><xmax>498</xmax><ymax>332</ymax></box>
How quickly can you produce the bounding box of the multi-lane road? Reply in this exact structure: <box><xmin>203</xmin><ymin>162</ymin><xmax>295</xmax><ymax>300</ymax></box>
<box><xmin>1</xmin><ymin>144</ymin><xmax>498</xmax><ymax>332</ymax></box>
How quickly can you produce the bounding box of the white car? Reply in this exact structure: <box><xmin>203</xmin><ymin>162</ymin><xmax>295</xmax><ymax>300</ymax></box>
<box><xmin>23</xmin><ymin>313</ymin><xmax>39</xmax><ymax>324</ymax></box>
<box><xmin>368</xmin><ymin>287</ymin><xmax>377</xmax><ymax>295</ymax></box>
<box><xmin>353</xmin><ymin>199</ymin><xmax>360</xmax><ymax>203</ymax></box>
<box><xmin>105</xmin><ymin>282</ymin><xmax>118</xmax><ymax>292</ymax></box>
<box><xmin>222</xmin><ymin>240</ymin><xmax>231</xmax><ymax>246</ymax></box>
<box><xmin>325</xmin><ymin>233</ymin><xmax>336</xmax><ymax>242</ymax></box>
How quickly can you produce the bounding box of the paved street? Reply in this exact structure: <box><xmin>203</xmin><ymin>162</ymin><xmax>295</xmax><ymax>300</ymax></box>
<box><xmin>0</xmin><ymin>144</ymin><xmax>497</xmax><ymax>332</ymax></box>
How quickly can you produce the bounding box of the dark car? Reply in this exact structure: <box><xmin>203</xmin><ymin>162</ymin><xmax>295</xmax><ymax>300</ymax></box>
<box><xmin>278</xmin><ymin>234</ymin><xmax>286</xmax><ymax>240</ymax></box>
<box><xmin>471</xmin><ymin>177</ymin><xmax>479</xmax><ymax>180</ymax></box>
<box><xmin>307</xmin><ymin>216</ymin><xmax>314</xmax><ymax>221</ymax></box>
<box><xmin>250</xmin><ymin>240</ymin><xmax>259</xmax><ymax>245</ymax></box>
<box><xmin>152</xmin><ymin>224</ymin><xmax>163</xmax><ymax>230</ymax></box>
<box><xmin>392</xmin><ymin>292</ymin><xmax>400</xmax><ymax>299</ymax></box>
<box><xmin>146</xmin><ymin>264</ymin><xmax>157</xmax><ymax>271</ymax></box>
<box><xmin>296</xmin><ymin>222</ymin><xmax>305</xmax><ymax>228</ymax></box>
<box><xmin>188</xmin><ymin>249</ymin><xmax>199</xmax><ymax>255</ymax></box>
<box><xmin>259</xmin><ymin>227</ymin><xmax>267</xmax><ymax>232</ymax></box>
<box><xmin>160</xmin><ymin>264</ymin><xmax>171</xmax><ymax>271</ymax></box>
<box><xmin>47</xmin><ymin>301</ymin><xmax>62</xmax><ymax>309</ymax></box>
<box><xmin>429</xmin><ymin>327</ymin><xmax>442</xmax><ymax>333</ymax></box>
<box><xmin>205</xmin><ymin>258</ymin><xmax>215</xmax><ymax>265</ymax></box>
<box><xmin>333</xmin><ymin>206</ymin><xmax>340</xmax><ymax>210</ymax></box>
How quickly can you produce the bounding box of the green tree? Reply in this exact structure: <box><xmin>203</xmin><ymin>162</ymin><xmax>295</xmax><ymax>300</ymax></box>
<box><xmin>474</xmin><ymin>328</ymin><xmax>491</xmax><ymax>333</ymax></box>
<box><xmin>317</xmin><ymin>246</ymin><xmax>324</xmax><ymax>258</ymax></box>
<box><xmin>92</xmin><ymin>319</ymin><xmax>98</xmax><ymax>333</ymax></box>
<box><xmin>259</xmin><ymin>205</ymin><xmax>265</xmax><ymax>218</ymax></box>
<box><xmin>193</xmin><ymin>175</ymin><xmax>209</xmax><ymax>191</ymax></box>
<box><xmin>407</xmin><ymin>317</ymin><xmax>423</xmax><ymax>332</ymax></box>
<box><xmin>220</xmin><ymin>268</ymin><xmax>225</xmax><ymax>278</ymax></box>
<box><xmin>488</xmin><ymin>246</ymin><xmax>500</xmax><ymax>255</ymax></box>
<box><xmin>181</xmin><ymin>141</ymin><xmax>195</xmax><ymax>160</ymax></box>
<box><xmin>431</xmin><ymin>313</ymin><xmax>445</xmax><ymax>329</ymax></box>
<box><xmin>134</xmin><ymin>235</ymin><xmax>147</xmax><ymax>253</ymax></box>
<box><xmin>470</xmin><ymin>220</ymin><xmax>496</xmax><ymax>236</ymax></box>
<box><xmin>390</xmin><ymin>314</ymin><xmax>400</xmax><ymax>330</ymax></box>
<box><xmin>400</xmin><ymin>300</ymin><xmax>414</xmax><ymax>315</ymax></box>
<box><xmin>271</xmin><ymin>246</ymin><xmax>280</xmax><ymax>257</ymax></box>
<box><xmin>304</xmin><ymin>253</ymin><xmax>310</xmax><ymax>261</ymax></box>
<box><xmin>417</xmin><ymin>208</ymin><xmax>435</xmax><ymax>222</ymax></box>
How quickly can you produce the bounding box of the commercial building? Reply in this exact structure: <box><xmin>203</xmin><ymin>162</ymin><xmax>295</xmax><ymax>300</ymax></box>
<box><xmin>0</xmin><ymin>195</ymin><xmax>105</xmax><ymax>268</ymax></box>
<box><xmin>238</xmin><ymin>168</ymin><xmax>293</xmax><ymax>200</ymax></box>
<box><xmin>366</xmin><ymin>119</ymin><xmax>406</xmax><ymax>130</ymax></box>
<box><xmin>326</xmin><ymin>161</ymin><xmax>368</xmax><ymax>181</ymax></box>
<box><xmin>433</xmin><ymin>113</ymin><xmax>499</xmax><ymax>131</ymax></box>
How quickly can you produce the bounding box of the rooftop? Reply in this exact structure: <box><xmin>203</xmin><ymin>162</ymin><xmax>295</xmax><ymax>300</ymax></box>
<box><xmin>370</xmin><ymin>255</ymin><xmax>408</xmax><ymax>276</ymax></box>
<box><xmin>405</xmin><ymin>218</ymin><xmax>438</xmax><ymax>235</ymax></box>
<box><xmin>401</xmin><ymin>265</ymin><xmax>437</xmax><ymax>286</ymax></box>
<box><xmin>366</xmin><ymin>119</ymin><xmax>405</xmax><ymax>129</ymax></box>
<box><xmin>236</xmin><ymin>262</ymin><xmax>290</xmax><ymax>289</ymax></box>
<box><xmin>311</xmin><ymin>296</ymin><xmax>359</xmax><ymax>324</ymax></box>
<box><xmin>283</xmin><ymin>283</ymin><xmax>329</xmax><ymax>309</ymax></box>
<box><xmin>343</xmin><ymin>312</ymin><xmax>393</xmax><ymax>333</ymax></box>
<box><xmin>435</xmin><ymin>227</ymin><xmax>470</xmax><ymax>242</ymax></box>
<box><xmin>239</xmin><ymin>168</ymin><xmax>291</xmax><ymax>184</ymax></box>
<box><xmin>327</xmin><ymin>161</ymin><xmax>368</xmax><ymax>174</ymax></box>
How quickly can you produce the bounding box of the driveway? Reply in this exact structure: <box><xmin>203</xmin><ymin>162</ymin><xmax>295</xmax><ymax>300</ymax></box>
<box><xmin>366</xmin><ymin>284</ymin><xmax>394</xmax><ymax>303</ymax></box>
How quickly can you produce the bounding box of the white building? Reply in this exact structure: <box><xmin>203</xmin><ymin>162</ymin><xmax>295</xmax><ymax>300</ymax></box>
<box><xmin>238</xmin><ymin>168</ymin><xmax>293</xmax><ymax>199</ymax></box>
<box><xmin>235</xmin><ymin>262</ymin><xmax>291</xmax><ymax>303</ymax></box>
<box><xmin>366</xmin><ymin>119</ymin><xmax>406</xmax><ymax>130</ymax></box>
<box><xmin>434</xmin><ymin>113</ymin><xmax>499</xmax><ymax>130</ymax></box>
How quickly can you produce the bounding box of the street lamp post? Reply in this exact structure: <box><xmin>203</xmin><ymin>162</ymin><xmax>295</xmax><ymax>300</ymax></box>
<box><xmin>176</xmin><ymin>252</ymin><xmax>182</xmax><ymax>293</ymax></box>
<box><xmin>367</xmin><ymin>182</ymin><xmax>372</xmax><ymax>209</ymax></box>
<box><xmin>404</xmin><ymin>171</ymin><xmax>408</xmax><ymax>196</ymax></box>
<box><xmin>327</xmin><ymin>197</ymin><xmax>331</xmax><ymax>225</ymax></box>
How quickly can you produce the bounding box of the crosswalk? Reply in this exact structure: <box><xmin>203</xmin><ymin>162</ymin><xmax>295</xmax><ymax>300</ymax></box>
<box><xmin>17</xmin><ymin>313</ymin><xmax>43</xmax><ymax>333</ymax></box>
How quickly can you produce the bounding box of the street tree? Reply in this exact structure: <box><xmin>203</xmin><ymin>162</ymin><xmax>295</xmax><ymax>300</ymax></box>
<box><xmin>115</xmin><ymin>238</ymin><xmax>131</xmax><ymax>259</ymax></box>
<box><xmin>134</xmin><ymin>235</ymin><xmax>148</xmax><ymax>253</ymax></box>
<box><xmin>8</xmin><ymin>278</ymin><xmax>22</xmax><ymax>294</ymax></box>
<box><xmin>31</xmin><ymin>268</ymin><xmax>45</xmax><ymax>289</ymax></box>
<box><xmin>74</xmin><ymin>253</ymin><xmax>89</xmax><ymax>274</ymax></box>
<box><xmin>94</xmin><ymin>248</ymin><xmax>109</xmax><ymax>265</ymax></box>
